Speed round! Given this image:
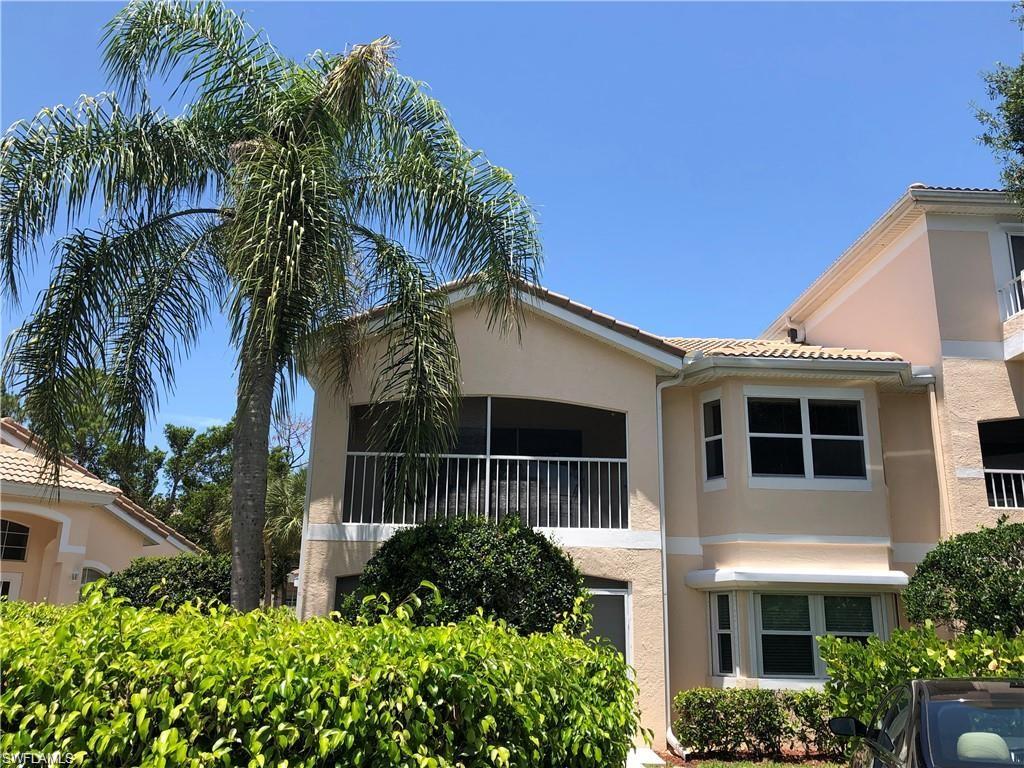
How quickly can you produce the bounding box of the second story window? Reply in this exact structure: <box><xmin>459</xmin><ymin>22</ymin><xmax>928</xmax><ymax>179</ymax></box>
<box><xmin>745</xmin><ymin>387</ymin><xmax>869</xmax><ymax>489</ymax></box>
<box><xmin>702</xmin><ymin>397</ymin><xmax>725</xmax><ymax>484</ymax></box>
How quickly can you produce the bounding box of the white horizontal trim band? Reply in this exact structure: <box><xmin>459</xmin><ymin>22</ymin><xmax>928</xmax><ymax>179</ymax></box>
<box><xmin>308</xmin><ymin>523</ymin><xmax>662</xmax><ymax>550</ymax></box>
<box><xmin>891</xmin><ymin>542</ymin><xmax>934</xmax><ymax>564</ymax></box>
<box><xmin>941</xmin><ymin>340</ymin><xmax>1005</xmax><ymax>360</ymax></box>
<box><xmin>700</xmin><ymin>533</ymin><xmax>891</xmax><ymax>546</ymax></box>
<box><xmin>955</xmin><ymin>467</ymin><xmax>985</xmax><ymax>479</ymax></box>
<box><xmin>686</xmin><ymin>568</ymin><xmax>909</xmax><ymax>589</ymax></box>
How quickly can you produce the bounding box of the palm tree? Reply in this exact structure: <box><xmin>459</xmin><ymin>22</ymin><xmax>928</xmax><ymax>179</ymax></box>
<box><xmin>1</xmin><ymin>0</ymin><xmax>540</xmax><ymax>610</ymax></box>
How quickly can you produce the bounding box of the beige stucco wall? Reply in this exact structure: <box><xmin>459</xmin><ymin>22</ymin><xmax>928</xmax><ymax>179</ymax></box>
<box><xmin>300</xmin><ymin>302</ymin><xmax>670</xmax><ymax>744</ymax></box>
<box><xmin>1</xmin><ymin>493</ymin><xmax>181</xmax><ymax>603</ymax></box>
<box><xmin>928</xmin><ymin>229</ymin><xmax>1004</xmax><ymax>344</ymax></box>
<box><xmin>879</xmin><ymin>393</ymin><xmax>942</xmax><ymax>546</ymax></box>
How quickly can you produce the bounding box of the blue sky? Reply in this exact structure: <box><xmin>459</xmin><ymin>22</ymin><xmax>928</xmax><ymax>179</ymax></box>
<box><xmin>2</xmin><ymin>1</ymin><xmax>1022</xmax><ymax>448</ymax></box>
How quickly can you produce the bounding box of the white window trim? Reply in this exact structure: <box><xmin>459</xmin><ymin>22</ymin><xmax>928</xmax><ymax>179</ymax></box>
<box><xmin>589</xmin><ymin>581</ymin><xmax>633</xmax><ymax>666</ymax></box>
<box><xmin>700</xmin><ymin>388</ymin><xmax>726</xmax><ymax>492</ymax></box>
<box><xmin>751</xmin><ymin>592</ymin><xmax>884</xmax><ymax>680</ymax></box>
<box><xmin>708</xmin><ymin>590</ymin><xmax>738</xmax><ymax>676</ymax></box>
<box><xmin>743</xmin><ymin>385</ymin><xmax>871</xmax><ymax>491</ymax></box>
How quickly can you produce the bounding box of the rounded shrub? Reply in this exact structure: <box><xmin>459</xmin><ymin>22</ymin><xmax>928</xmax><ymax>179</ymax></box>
<box><xmin>347</xmin><ymin>516</ymin><xmax>586</xmax><ymax>634</ymax></box>
<box><xmin>1</xmin><ymin>586</ymin><xmax>644</xmax><ymax>767</ymax></box>
<box><xmin>902</xmin><ymin>520</ymin><xmax>1024</xmax><ymax>635</ymax></box>
<box><xmin>106</xmin><ymin>553</ymin><xmax>231</xmax><ymax>609</ymax></box>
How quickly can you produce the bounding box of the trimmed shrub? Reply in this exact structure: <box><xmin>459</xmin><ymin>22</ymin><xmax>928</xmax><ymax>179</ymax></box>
<box><xmin>347</xmin><ymin>516</ymin><xmax>586</xmax><ymax>634</ymax></box>
<box><xmin>671</xmin><ymin>687</ymin><xmax>840</xmax><ymax>758</ymax></box>
<box><xmin>902</xmin><ymin>520</ymin><xmax>1024</xmax><ymax>635</ymax></box>
<box><xmin>1</xmin><ymin>586</ymin><xmax>645</xmax><ymax>767</ymax></box>
<box><xmin>105</xmin><ymin>553</ymin><xmax>230</xmax><ymax>609</ymax></box>
<box><xmin>820</xmin><ymin>624</ymin><xmax>1024</xmax><ymax>722</ymax></box>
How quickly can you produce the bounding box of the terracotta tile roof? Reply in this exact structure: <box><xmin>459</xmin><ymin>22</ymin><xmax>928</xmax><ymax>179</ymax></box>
<box><xmin>0</xmin><ymin>442</ymin><xmax>119</xmax><ymax>493</ymax></box>
<box><xmin>1</xmin><ymin>417</ymin><xmax>199</xmax><ymax>550</ymax></box>
<box><xmin>663</xmin><ymin>337</ymin><xmax>903</xmax><ymax>362</ymax></box>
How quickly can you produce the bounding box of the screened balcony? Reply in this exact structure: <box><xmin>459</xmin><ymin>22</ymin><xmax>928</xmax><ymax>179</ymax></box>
<box><xmin>980</xmin><ymin>418</ymin><xmax>1024</xmax><ymax>509</ymax></box>
<box><xmin>342</xmin><ymin>397</ymin><xmax>628</xmax><ymax>528</ymax></box>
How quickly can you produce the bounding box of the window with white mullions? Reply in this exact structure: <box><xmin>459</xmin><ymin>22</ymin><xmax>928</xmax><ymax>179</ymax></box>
<box><xmin>745</xmin><ymin>387</ymin><xmax>869</xmax><ymax>488</ymax></box>
<box><xmin>754</xmin><ymin>593</ymin><xmax>881</xmax><ymax>678</ymax></box>
<box><xmin>710</xmin><ymin>592</ymin><xmax>736</xmax><ymax>675</ymax></box>
<box><xmin>701</xmin><ymin>394</ymin><xmax>725</xmax><ymax>486</ymax></box>
<box><xmin>0</xmin><ymin>520</ymin><xmax>29</xmax><ymax>561</ymax></box>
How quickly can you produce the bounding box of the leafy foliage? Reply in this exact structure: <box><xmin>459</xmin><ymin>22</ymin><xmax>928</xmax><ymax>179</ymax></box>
<box><xmin>105</xmin><ymin>553</ymin><xmax>231</xmax><ymax>609</ymax></box>
<box><xmin>1</xmin><ymin>586</ymin><xmax>643</xmax><ymax>767</ymax></box>
<box><xmin>346</xmin><ymin>517</ymin><xmax>586</xmax><ymax>634</ymax></box>
<box><xmin>902</xmin><ymin>520</ymin><xmax>1024</xmax><ymax>635</ymax></box>
<box><xmin>978</xmin><ymin>4</ymin><xmax>1024</xmax><ymax>205</ymax></box>
<box><xmin>820</xmin><ymin>625</ymin><xmax>1024</xmax><ymax>722</ymax></box>
<box><xmin>1</xmin><ymin>0</ymin><xmax>541</xmax><ymax>609</ymax></box>
<box><xmin>672</xmin><ymin>688</ymin><xmax>841</xmax><ymax>759</ymax></box>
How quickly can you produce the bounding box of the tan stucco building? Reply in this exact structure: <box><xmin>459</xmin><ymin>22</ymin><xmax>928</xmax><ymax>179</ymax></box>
<box><xmin>296</xmin><ymin>185</ymin><xmax>1023</xmax><ymax>751</ymax></box>
<box><xmin>0</xmin><ymin>418</ymin><xmax>198</xmax><ymax>603</ymax></box>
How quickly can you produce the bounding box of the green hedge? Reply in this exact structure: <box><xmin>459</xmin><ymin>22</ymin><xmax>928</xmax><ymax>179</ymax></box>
<box><xmin>1</xmin><ymin>587</ymin><xmax>645</xmax><ymax>767</ymax></box>
<box><xmin>671</xmin><ymin>687</ymin><xmax>841</xmax><ymax>758</ymax></box>
<box><xmin>106</xmin><ymin>553</ymin><xmax>231</xmax><ymax>609</ymax></box>
<box><xmin>820</xmin><ymin>624</ymin><xmax>1024</xmax><ymax>721</ymax></box>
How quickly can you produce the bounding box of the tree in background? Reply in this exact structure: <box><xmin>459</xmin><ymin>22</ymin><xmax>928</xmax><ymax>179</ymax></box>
<box><xmin>902</xmin><ymin>519</ymin><xmax>1024</xmax><ymax>635</ymax></box>
<box><xmin>1</xmin><ymin>0</ymin><xmax>540</xmax><ymax>610</ymax></box>
<box><xmin>978</xmin><ymin>3</ymin><xmax>1024</xmax><ymax>203</ymax></box>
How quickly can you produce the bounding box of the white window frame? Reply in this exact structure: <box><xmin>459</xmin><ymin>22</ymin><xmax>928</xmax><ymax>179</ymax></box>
<box><xmin>743</xmin><ymin>385</ymin><xmax>871</xmax><ymax>491</ymax></box>
<box><xmin>709</xmin><ymin>590</ymin><xmax>738</xmax><ymax>676</ymax></box>
<box><xmin>700</xmin><ymin>388</ymin><xmax>726</xmax><ymax>492</ymax></box>
<box><xmin>751</xmin><ymin>592</ymin><xmax>884</xmax><ymax>679</ymax></box>
<box><xmin>588</xmin><ymin>580</ymin><xmax>633</xmax><ymax>666</ymax></box>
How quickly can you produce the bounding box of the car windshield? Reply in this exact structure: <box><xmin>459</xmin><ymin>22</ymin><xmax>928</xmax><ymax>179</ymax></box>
<box><xmin>925</xmin><ymin>696</ymin><xmax>1024</xmax><ymax>768</ymax></box>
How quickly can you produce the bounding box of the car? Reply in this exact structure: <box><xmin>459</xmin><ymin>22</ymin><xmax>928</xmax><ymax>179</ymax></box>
<box><xmin>829</xmin><ymin>679</ymin><xmax>1024</xmax><ymax>768</ymax></box>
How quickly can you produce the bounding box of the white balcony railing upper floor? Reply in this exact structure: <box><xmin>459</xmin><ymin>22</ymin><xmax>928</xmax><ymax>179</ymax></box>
<box><xmin>986</xmin><ymin>469</ymin><xmax>1024</xmax><ymax>509</ymax></box>
<box><xmin>998</xmin><ymin>272</ymin><xmax>1024</xmax><ymax>321</ymax></box>
<box><xmin>342</xmin><ymin>452</ymin><xmax>628</xmax><ymax>528</ymax></box>
<box><xmin>341</xmin><ymin>397</ymin><xmax>630</xmax><ymax>530</ymax></box>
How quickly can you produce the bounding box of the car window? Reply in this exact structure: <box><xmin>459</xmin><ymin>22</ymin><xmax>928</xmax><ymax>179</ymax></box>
<box><xmin>874</xmin><ymin>687</ymin><xmax>913</xmax><ymax>759</ymax></box>
<box><xmin>926</xmin><ymin>698</ymin><xmax>1024</xmax><ymax>768</ymax></box>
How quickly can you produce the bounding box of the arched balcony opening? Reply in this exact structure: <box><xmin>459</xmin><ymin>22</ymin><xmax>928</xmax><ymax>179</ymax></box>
<box><xmin>343</xmin><ymin>397</ymin><xmax>628</xmax><ymax>528</ymax></box>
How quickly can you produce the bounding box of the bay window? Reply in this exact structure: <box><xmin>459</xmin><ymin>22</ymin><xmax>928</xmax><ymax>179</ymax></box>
<box><xmin>745</xmin><ymin>386</ymin><xmax>869</xmax><ymax>490</ymax></box>
<box><xmin>754</xmin><ymin>593</ymin><xmax>881</xmax><ymax>678</ymax></box>
<box><xmin>701</xmin><ymin>392</ymin><xmax>725</xmax><ymax>489</ymax></box>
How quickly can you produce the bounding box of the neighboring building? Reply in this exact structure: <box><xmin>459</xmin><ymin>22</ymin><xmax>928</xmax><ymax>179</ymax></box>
<box><xmin>296</xmin><ymin>185</ymin><xmax>1023</xmax><ymax>749</ymax></box>
<box><xmin>0</xmin><ymin>418</ymin><xmax>198</xmax><ymax>603</ymax></box>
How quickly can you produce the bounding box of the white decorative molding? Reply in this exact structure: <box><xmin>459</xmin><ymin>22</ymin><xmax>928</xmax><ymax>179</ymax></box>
<box><xmin>891</xmin><ymin>542</ymin><xmax>934</xmax><ymax>564</ymax></box>
<box><xmin>941</xmin><ymin>340</ymin><xmax>1005</xmax><ymax>360</ymax></box>
<box><xmin>81</xmin><ymin>559</ymin><xmax>111</xmax><ymax>575</ymax></box>
<box><xmin>699</xmin><ymin>533</ymin><xmax>891</xmax><ymax>546</ymax></box>
<box><xmin>307</xmin><ymin>522</ymin><xmax>663</xmax><ymax>550</ymax></box>
<box><xmin>955</xmin><ymin>467</ymin><xmax>985</xmax><ymax>479</ymax></box>
<box><xmin>665</xmin><ymin>537</ymin><xmax>703</xmax><ymax>556</ymax></box>
<box><xmin>686</xmin><ymin>567</ymin><xmax>909</xmax><ymax>590</ymax></box>
<box><xmin>0</xmin><ymin>500</ymin><xmax>85</xmax><ymax>554</ymax></box>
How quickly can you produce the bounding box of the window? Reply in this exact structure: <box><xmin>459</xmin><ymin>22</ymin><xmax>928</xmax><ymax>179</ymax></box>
<box><xmin>873</xmin><ymin>686</ymin><xmax>913</xmax><ymax>759</ymax></box>
<box><xmin>333</xmin><ymin>575</ymin><xmax>361</xmax><ymax>612</ymax></box>
<box><xmin>755</xmin><ymin>593</ymin><xmax>880</xmax><ymax>678</ymax></box>
<box><xmin>702</xmin><ymin>397</ymin><xmax>725</xmax><ymax>485</ymax></box>
<box><xmin>0</xmin><ymin>520</ymin><xmax>29</xmax><ymax>561</ymax></box>
<box><xmin>710</xmin><ymin>592</ymin><xmax>735</xmax><ymax>675</ymax></box>
<box><xmin>81</xmin><ymin>567</ymin><xmax>105</xmax><ymax>585</ymax></box>
<box><xmin>584</xmin><ymin>577</ymin><xmax>630</xmax><ymax>660</ymax></box>
<box><xmin>745</xmin><ymin>387</ymin><xmax>869</xmax><ymax>489</ymax></box>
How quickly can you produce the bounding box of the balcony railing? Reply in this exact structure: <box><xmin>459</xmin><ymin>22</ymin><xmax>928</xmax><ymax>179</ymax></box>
<box><xmin>998</xmin><ymin>272</ymin><xmax>1024</xmax><ymax>321</ymax></box>
<box><xmin>342</xmin><ymin>452</ymin><xmax>629</xmax><ymax>528</ymax></box>
<box><xmin>985</xmin><ymin>469</ymin><xmax>1024</xmax><ymax>509</ymax></box>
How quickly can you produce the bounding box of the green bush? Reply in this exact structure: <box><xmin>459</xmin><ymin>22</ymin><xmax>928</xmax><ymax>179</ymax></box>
<box><xmin>1</xmin><ymin>586</ymin><xmax>645</xmax><ymax>767</ymax></box>
<box><xmin>346</xmin><ymin>517</ymin><xmax>586</xmax><ymax>634</ymax></box>
<box><xmin>820</xmin><ymin>624</ymin><xmax>1024</xmax><ymax>722</ymax></box>
<box><xmin>106</xmin><ymin>553</ymin><xmax>231</xmax><ymax>609</ymax></box>
<box><xmin>902</xmin><ymin>520</ymin><xmax>1024</xmax><ymax>635</ymax></box>
<box><xmin>671</xmin><ymin>687</ymin><xmax>840</xmax><ymax>758</ymax></box>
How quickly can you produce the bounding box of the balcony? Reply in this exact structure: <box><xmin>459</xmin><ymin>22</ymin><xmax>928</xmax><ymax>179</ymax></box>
<box><xmin>998</xmin><ymin>272</ymin><xmax>1023</xmax><ymax>321</ymax></box>
<box><xmin>980</xmin><ymin>418</ymin><xmax>1024</xmax><ymax>509</ymax></box>
<box><xmin>342</xmin><ymin>397</ymin><xmax>629</xmax><ymax>529</ymax></box>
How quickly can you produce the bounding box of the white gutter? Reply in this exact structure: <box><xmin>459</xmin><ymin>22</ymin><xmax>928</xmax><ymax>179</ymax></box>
<box><xmin>655</xmin><ymin>365</ymin><xmax>685</xmax><ymax>751</ymax></box>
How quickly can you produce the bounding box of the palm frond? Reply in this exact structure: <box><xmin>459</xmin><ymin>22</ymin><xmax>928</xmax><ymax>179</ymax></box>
<box><xmin>3</xmin><ymin>208</ymin><xmax>222</xmax><ymax>486</ymax></box>
<box><xmin>101</xmin><ymin>0</ymin><xmax>288</xmax><ymax>126</ymax></box>
<box><xmin>0</xmin><ymin>92</ymin><xmax>222</xmax><ymax>301</ymax></box>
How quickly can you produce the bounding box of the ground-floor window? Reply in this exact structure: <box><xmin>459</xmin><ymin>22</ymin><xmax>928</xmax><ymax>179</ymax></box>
<box><xmin>753</xmin><ymin>593</ymin><xmax>881</xmax><ymax>678</ymax></box>
<box><xmin>584</xmin><ymin>576</ymin><xmax>630</xmax><ymax>660</ymax></box>
<box><xmin>710</xmin><ymin>592</ymin><xmax>736</xmax><ymax>675</ymax></box>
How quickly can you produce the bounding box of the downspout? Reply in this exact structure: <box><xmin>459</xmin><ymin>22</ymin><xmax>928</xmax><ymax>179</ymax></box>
<box><xmin>656</xmin><ymin>364</ymin><xmax>685</xmax><ymax>754</ymax></box>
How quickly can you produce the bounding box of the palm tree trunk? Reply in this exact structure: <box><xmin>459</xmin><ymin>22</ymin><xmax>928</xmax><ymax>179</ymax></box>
<box><xmin>231</xmin><ymin>353</ymin><xmax>277</xmax><ymax>611</ymax></box>
<box><xmin>262</xmin><ymin>537</ymin><xmax>274</xmax><ymax>607</ymax></box>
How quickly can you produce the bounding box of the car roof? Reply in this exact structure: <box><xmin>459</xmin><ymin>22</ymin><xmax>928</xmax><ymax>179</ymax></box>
<box><xmin>921</xmin><ymin>679</ymin><xmax>1024</xmax><ymax>702</ymax></box>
